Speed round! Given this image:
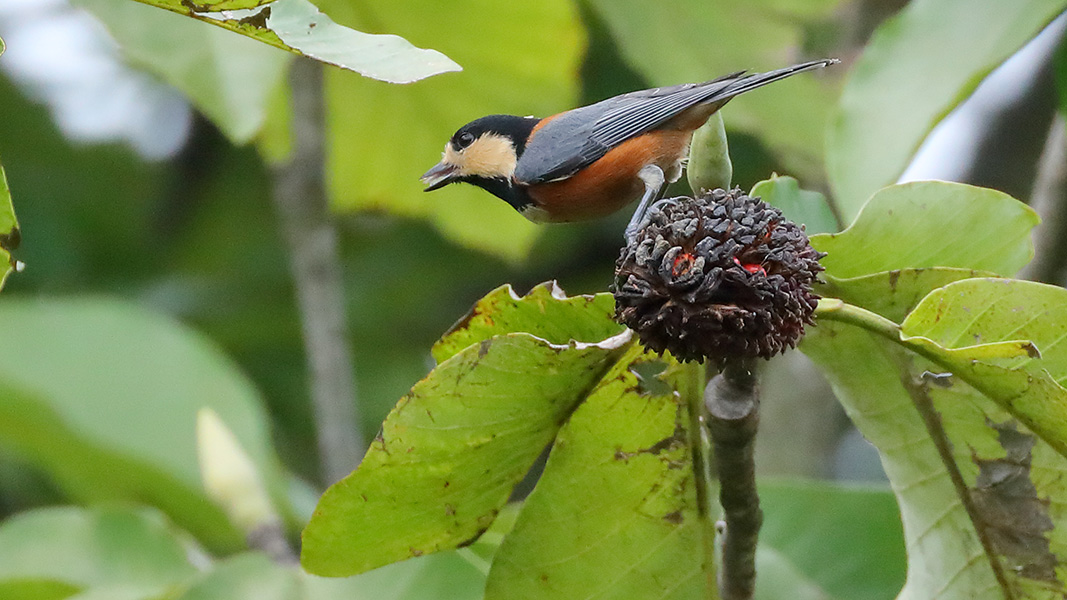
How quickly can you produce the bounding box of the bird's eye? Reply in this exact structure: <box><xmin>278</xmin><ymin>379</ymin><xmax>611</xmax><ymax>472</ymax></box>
<box><xmin>456</xmin><ymin>132</ymin><xmax>476</xmax><ymax>149</ymax></box>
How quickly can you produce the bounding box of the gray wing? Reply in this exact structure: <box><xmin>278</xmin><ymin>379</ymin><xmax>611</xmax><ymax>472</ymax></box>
<box><xmin>514</xmin><ymin>74</ymin><xmax>744</xmax><ymax>185</ymax></box>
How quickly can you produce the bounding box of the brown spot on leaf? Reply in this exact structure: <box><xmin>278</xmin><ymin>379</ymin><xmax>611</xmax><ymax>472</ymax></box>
<box><xmin>0</xmin><ymin>227</ymin><xmax>20</xmax><ymax>252</ymax></box>
<box><xmin>614</xmin><ymin>421</ymin><xmax>687</xmax><ymax>462</ymax></box>
<box><xmin>643</xmin><ymin>423</ymin><xmax>686</xmax><ymax>455</ymax></box>
<box><xmin>663</xmin><ymin>510</ymin><xmax>684</xmax><ymax>524</ymax></box>
<box><xmin>970</xmin><ymin>421</ymin><xmax>1058</xmax><ymax>584</ymax></box>
<box><xmin>440</xmin><ymin>298</ymin><xmax>496</xmax><ymax>343</ymax></box>
<box><xmin>237</xmin><ymin>6</ymin><xmax>270</xmax><ymax>29</ymax></box>
<box><xmin>457</xmin><ymin>524</ymin><xmax>492</xmax><ymax>548</ymax></box>
<box><xmin>445</xmin><ymin>504</ymin><xmax>456</xmax><ymax>516</ymax></box>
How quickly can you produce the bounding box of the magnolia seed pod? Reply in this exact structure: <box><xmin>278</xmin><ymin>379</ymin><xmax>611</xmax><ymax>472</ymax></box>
<box><xmin>613</xmin><ymin>189</ymin><xmax>824</xmax><ymax>364</ymax></box>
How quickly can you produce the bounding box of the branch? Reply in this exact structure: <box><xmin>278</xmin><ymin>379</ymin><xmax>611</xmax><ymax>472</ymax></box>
<box><xmin>271</xmin><ymin>58</ymin><xmax>364</xmax><ymax>484</ymax></box>
<box><xmin>705</xmin><ymin>358</ymin><xmax>762</xmax><ymax>600</ymax></box>
<box><xmin>1019</xmin><ymin>114</ymin><xmax>1067</xmax><ymax>285</ymax></box>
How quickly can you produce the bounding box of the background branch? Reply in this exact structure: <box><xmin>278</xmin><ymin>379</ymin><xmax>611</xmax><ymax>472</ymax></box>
<box><xmin>1019</xmin><ymin>114</ymin><xmax>1067</xmax><ymax>285</ymax></box>
<box><xmin>271</xmin><ymin>58</ymin><xmax>364</xmax><ymax>484</ymax></box>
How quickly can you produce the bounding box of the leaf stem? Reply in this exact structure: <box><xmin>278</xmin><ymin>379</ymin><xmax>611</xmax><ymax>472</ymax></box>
<box><xmin>814</xmin><ymin>298</ymin><xmax>949</xmax><ymax>366</ymax></box>
<box><xmin>705</xmin><ymin>358</ymin><xmax>761</xmax><ymax>600</ymax></box>
<box><xmin>271</xmin><ymin>58</ymin><xmax>364</xmax><ymax>484</ymax></box>
<box><xmin>813</xmin><ymin>297</ymin><xmax>901</xmax><ymax>340</ymax></box>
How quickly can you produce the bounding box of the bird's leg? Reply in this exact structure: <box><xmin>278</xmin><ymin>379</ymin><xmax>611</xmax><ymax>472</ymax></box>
<box><xmin>624</xmin><ymin>165</ymin><xmax>666</xmax><ymax>242</ymax></box>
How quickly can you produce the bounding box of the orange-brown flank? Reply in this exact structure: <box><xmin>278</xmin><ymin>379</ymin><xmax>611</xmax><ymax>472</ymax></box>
<box><xmin>525</xmin><ymin>130</ymin><xmax>691</xmax><ymax>222</ymax></box>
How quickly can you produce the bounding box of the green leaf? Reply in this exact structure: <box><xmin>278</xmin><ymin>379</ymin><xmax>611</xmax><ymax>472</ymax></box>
<box><xmin>302</xmin><ymin>551</ymin><xmax>485</xmax><ymax>600</ymax></box>
<box><xmin>750</xmin><ymin>175</ymin><xmax>838</xmax><ymax>235</ymax></box>
<box><xmin>806</xmin><ymin>279</ymin><xmax>1067</xmax><ymax>598</ymax></box>
<box><xmin>827</xmin><ymin>0</ymin><xmax>1067</xmax><ymax>218</ymax></box>
<box><xmin>0</xmin><ymin>299</ymin><xmax>291</xmax><ymax>551</ymax></box>
<box><xmin>126</xmin><ymin>0</ymin><xmax>459</xmax><ymax>82</ymax></box>
<box><xmin>0</xmin><ymin>161</ymin><xmax>20</xmax><ymax>292</ymax></box>
<box><xmin>485</xmin><ymin>348</ymin><xmax>712</xmax><ymax>600</ymax></box>
<box><xmin>75</xmin><ymin>0</ymin><xmax>289</xmax><ymax>144</ymax></box>
<box><xmin>0</xmin><ymin>507</ymin><xmax>195</xmax><ymax>594</ymax></box>
<box><xmin>580</xmin><ymin>0</ymin><xmax>842</xmax><ymax>177</ymax></box>
<box><xmin>811</xmin><ymin>181</ymin><xmax>1037</xmax><ymax>279</ymax></box>
<box><xmin>176</xmin><ymin>554</ymin><xmax>299</xmax><ymax>600</ymax></box>
<box><xmin>431</xmin><ymin>282</ymin><xmax>621</xmax><ymax>363</ymax></box>
<box><xmin>757</xmin><ymin>481</ymin><xmax>905</xmax><ymax>600</ymax></box>
<box><xmin>301</xmin><ymin>330</ymin><xmax>633</xmax><ymax>576</ymax></box>
<box><xmin>317</xmin><ymin>0</ymin><xmax>584</xmax><ymax>261</ymax></box>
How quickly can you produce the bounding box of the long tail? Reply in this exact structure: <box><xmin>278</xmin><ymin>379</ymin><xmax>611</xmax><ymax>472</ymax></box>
<box><xmin>715</xmin><ymin>58</ymin><xmax>838</xmax><ymax>99</ymax></box>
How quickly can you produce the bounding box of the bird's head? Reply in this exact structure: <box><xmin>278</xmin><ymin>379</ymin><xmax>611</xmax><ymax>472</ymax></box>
<box><xmin>421</xmin><ymin>115</ymin><xmax>539</xmax><ymax>192</ymax></box>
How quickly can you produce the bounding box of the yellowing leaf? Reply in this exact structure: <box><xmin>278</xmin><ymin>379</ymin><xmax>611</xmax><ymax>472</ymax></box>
<box><xmin>301</xmin><ymin>331</ymin><xmax>632</xmax><ymax>576</ymax></box>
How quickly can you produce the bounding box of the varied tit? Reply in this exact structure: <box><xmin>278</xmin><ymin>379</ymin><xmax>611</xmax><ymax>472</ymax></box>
<box><xmin>421</xmin><ymin>58</ymin><xmax>837</xmax><ymax>239</ymax></box>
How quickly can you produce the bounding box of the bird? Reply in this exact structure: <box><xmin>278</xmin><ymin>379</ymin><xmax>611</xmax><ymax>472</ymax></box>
<box><xmin>421</xmin><ymin>59</ymin><xmax>837</xmax><ymax>239</ymax></box>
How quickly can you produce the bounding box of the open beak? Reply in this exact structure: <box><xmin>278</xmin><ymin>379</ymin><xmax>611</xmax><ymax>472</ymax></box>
<box><xmin>420</xmin><ymin>161</ymin><xmax>459</xmax><ymax>191</ymax></box>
